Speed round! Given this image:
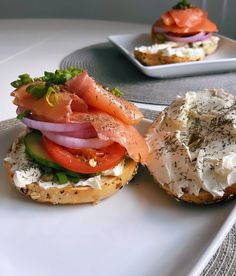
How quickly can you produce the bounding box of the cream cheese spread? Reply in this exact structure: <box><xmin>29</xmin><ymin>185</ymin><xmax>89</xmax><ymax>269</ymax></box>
<box><xmin>161</xmin><ymin>46</ymin><xmax>204</xmax><ymax>58</ymax></box>
<box><xmin>134</xmin><ymin>42</ymin><xmax>181</xmax><ymax>54</ymax></box>
<box><xmin>146</xmin><ymin>89</ymin><xmax>236</xmax><ymax>198</ymax></box>
<box><xmin>4</xmin><ymin>130</ymin><xmax>125</xmax><ymax>190</ymax></box>
<box><xmin>134</xmin><ymin>36</ymin><xmax>218</xmax><ymax>58</ymax></box>
<box><xmin>191</xmin><ymin>36</ymin><xmax>220</xmax><ymax>55</ymax></box>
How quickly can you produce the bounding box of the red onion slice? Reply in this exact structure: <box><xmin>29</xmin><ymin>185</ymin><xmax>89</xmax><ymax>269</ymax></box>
<box><xmin>43</xmin><ymin>131</ymin><xmax>114</xmax><ymax>149</ymax></box>
<box><xmin>57</xmin><ymin>129</ymin><xmax>97</xmax><ymax>139</ymax></box>
<box><xmin>22</xmin><ymin>116</ymin><xmax>93</xmax><ymax>132</ymax></box>
<box><xmin>163</xmin><ymin>31</ymin><xmax>212</xmax><ymax>43</ymax></box>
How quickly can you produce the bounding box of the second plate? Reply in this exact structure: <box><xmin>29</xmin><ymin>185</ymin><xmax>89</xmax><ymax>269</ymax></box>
<box><xmin>108</xmin><ymin>33</ymin><xmax>236</xmax><ymax>78</ymax></box>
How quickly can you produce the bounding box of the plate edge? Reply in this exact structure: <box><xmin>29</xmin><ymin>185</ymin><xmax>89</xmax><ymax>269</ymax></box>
<box><xmin>188</xmin><ymin>205</ymin><xmax>236</xmax><ymax>276</ymax></box>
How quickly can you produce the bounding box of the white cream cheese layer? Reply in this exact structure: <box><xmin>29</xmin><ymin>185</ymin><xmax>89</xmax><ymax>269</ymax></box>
<box><xmin>191</xmin><ymin>36</ymin><xmax>219</xmax><ymax>48</ymax></box>
<box><xmin>134</xmin><ymin>42</ymin><xmax>180</xmax><ymax>54</ymax></box>
<box><xmin>191</xmin><ymin>36</ymin><xmax>220</xmax><ymax>55</ymax></box>
<box><xmin>161</xmin><ymin>47</ymin><xmax>204</xmax><ymax>58</ymax></box>
<box><xmin>146</xmin><ymin>89</ymin><xmax>236</xmax><ymax>198</ymax></box>
<box><xmin>134</xmin><ymin>36</ymin><xmax>218</xmax><ymax>58</ymax></box>
<box><xmin>4</xmin><ymin>131</ymin><xmax>125</xmax><ymax>190</ymax></box>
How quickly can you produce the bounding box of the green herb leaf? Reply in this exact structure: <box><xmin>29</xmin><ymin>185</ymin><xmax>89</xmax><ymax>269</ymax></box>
<box><xmin>110</xmin><ymin>87</ymin><xmax>123</xmax><ymax>97</ymax></box>
<box><xmin>67</xmin><ymin>175</ymin><xmax>82</xmax><ymax>183</ymax></box>
<box><xmin>12</xmin><ymin>67</ymin><xmax>83</xmax><ymax>109</ymax></box>
<box><xmin>26</xmin><ymin>83</ymin><xmax>47</xmax><ymax>99</ymax></box>
<box><xmin>56</xmin><ymin>172</ymin><xmax>68</xmax><ymax>184</ymax></box>
<box><xmin>173</xmin><ymin>0</ymin><xmax>191</xmax><ymax>9</ymax></box>
<box><xmin>156</xmin><ymin>33</ymin><xmax>166</xmax><ymax>43</ymax></box>
<box><xmin>43</xmin><ymin>67</ymin><xmax>83</xmax><ymax>85</ymax></box>
<box><xmin>11</xmin><ymin>73</ymin><xmax>33</xmax><ymax>88</ymax></box>
<box><xmin>63</xmin><ymin>169</ymin><xmax>82</xmax><ymax>178</ymax></box>
<box><xmin>16</xmin><ymin>110</ymin><xmax>31</xmax><ymax>120</ymax></box>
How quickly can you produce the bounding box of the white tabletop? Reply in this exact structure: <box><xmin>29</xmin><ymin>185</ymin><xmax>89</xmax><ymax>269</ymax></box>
<box><xmin>1</xmin><ymin>19</ymin><xmax>235</xmax><ymax>276</ymax></box>
<box><xmin>0</xmin><ymin>19</ymin><xmax>165</xmax><ymax>122</ymax></box>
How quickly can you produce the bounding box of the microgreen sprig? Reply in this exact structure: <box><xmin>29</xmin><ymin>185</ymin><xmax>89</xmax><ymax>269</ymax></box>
<box><xmin>110</xmin><ymin>87</ymin><xmax>123</xmax><ymax>97</ymax></box>
<box><xmin>173</xmin><ymin>0</ymin><xmax>192</xmax><ymax>9</ymax></box>
<box><xmin>26</xmin><ymin>82</ymin><xmax>47</xmax><ymax>100</ymax></box>
<box><xmin>42</xmin><ymin>67</ymin><xmax>83</xmax><ymax>85</ymax></box>
<box><xmin>11</xmin><ymin>67</ymin><xmax>83</xmax><ymax>108</ymax></box>
<box><xmin>16</xmin><ymin>110</ymin><xmax>31</xmax><ymax>120</ymax></box>
<box><xmin>11</xmin><ymin>74</ymin><xmax>33</xmax><ymax>88</ymax></box>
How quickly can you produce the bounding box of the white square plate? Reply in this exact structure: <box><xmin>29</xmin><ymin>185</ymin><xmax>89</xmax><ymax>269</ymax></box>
<box><xmin>0</xmin><ymin>120</ymin><xmax>235</xmax><ymax>276</ymax></box>
<box><xmin>108</xmin><ymin>33</ymin><xmax>236</xmax><ymax>78</ymax></box>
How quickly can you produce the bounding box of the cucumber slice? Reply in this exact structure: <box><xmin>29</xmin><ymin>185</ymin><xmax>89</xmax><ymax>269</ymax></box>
<box><xmin>24</xmin><ymin>131</ymin><xmax>62</xmax><ymax>170</ymax></box>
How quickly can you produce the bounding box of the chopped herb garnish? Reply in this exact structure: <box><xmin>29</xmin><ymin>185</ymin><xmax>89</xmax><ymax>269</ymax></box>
<box><xmin>11</xmin><ymin>73</ymin><xmax>33</xmax><ymax>88</ymax></box>
<box><xmin>110</xmin><ymin>87</ymin><xmax>123</xmax><ymax>97</ymax></box>
<box><xmin>17</xmin><ymin>110</ymin><xmax>31</xmax><ymax>120</ymax></box>
<box><xmin>156</xmin><ymin>33</ymin><xmax>166</xmax><ymax>43</ymax></box>
<box><xmin>173</xmin><ymin>0</ymin><xmax>192</xmax><ymax>9</ymax></box>
<box><xmin>45</xmin><ymin>86</ymin><xmax>59</xmax><ymax>107</ymax></box>
<box><xmin>11</xmin><ymin>67</ymin><xmax>83</xmax><ymax>110</ymax></box>
<box><xmin>26</xmin><ymin>82</ymin><xmax>47</xmax><ymax>99</ymax></box>
<box><xmin>56</xmin><ymin>172</ymin><xmax>68</xmax><ymax>184</ymax></box>
<box><xmin>43</xmin><ymin>67</ymin><xmax>83</xmax><ymax>85</ymax></box>
<box><xmin>38</xmin><ymin>162</ymin><xmax>84</xmax><ymax>184</ymax></box>
<box><xmin>67</xmin><ymin>175</ymin><xmax>82</xmax><ymax>183</ymax></box>
<box><xmin>63</xmin><ymin>169</ymin><xmax>82</xmax><ymax>178</ymax></box>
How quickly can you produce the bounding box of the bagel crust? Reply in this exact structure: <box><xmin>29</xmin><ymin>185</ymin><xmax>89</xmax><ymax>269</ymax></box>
<box><xmin>134</xmin><ymin>50</ymin><xmax>162</xmax><ymax>66</ymax></box>
<box><xmin>4</xmin><ymin>159</ymin><xmax>139</xmax><ymax>205</ymax></box>
<box><xmin>150</xmin><ymin>170</ymin><xmax>236</xmax><ymax>204</ymax></box>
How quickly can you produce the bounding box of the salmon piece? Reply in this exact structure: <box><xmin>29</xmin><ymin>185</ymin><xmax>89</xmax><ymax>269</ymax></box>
<box><xmin>169</xmin><ymin>7</ymin><xmax>205</xmax><ymax>28</ymax></box>
<box><xmin>11</xmin><ymin>80</ymin><xmax>149</xmax><ymax>163</ymax></box>
<box><xmin>152</xmin><ymin>17</ymin><xmax>218</xmax><ymax>34</ymax></box>
<box><xmin>153</xmin><ymin>6</ymin><xmax>218</xmax><ymax>38</ymax></box>
<box><xmin>12</xmin><ymin>84</ymin><xmax>88</xmax><ymax>123</ymax></box>
<box><xmin>66</xmin><ymin>71</ymin><xmax>143</xmax><ymax>125</ymax></box>
<box><xmin>70</xmin><ymin>111</ymin><xmax>149</xmax><ymax>164</ymax></box>
<box><xmin>161</xmin><ymin>12</ymin><xmax>175</xmax><ymax>26</ymax></box>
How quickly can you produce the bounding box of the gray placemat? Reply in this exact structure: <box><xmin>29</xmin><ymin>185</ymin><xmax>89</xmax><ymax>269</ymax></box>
<box><xmin>1</xmin><ymin>117</ymin><xmax>235</xmax><ymax>276</ymax></box>
<box><xmin>60</xmin><ymin>42</ymin><xmax>236</xmax><ymax>106</ymax></box>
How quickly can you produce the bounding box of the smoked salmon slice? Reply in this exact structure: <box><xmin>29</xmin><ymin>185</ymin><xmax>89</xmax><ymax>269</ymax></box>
<box><xmin>11</xmin><ymin>69</ymin><xmax>149</xmax><ymax>165</ymax></box>
<box><xmin>66</xmin><ymin>71</ymin><xmax>143</xmax><ymax>125</ymax></box>
<box><xmin>11</xmin><ymin>82</ymin><xmax>149</xmax><ymax>164</ymax></box>
<box><xmin>12</xmin><ymin>84</ymin><xmax>88</xmax><ymax>123</ymax></box>
<box><xmin>153</xmin><ymin>5</ymin><xmax>218</xmax><ymax>36</ymax></box>
<box><xmin>153</xmin><ymin>17</ymin><xmax>218</xmax><ymax>34</ymax></box>
<box><xmin>70</xmin><ymin>111</ymin><xmax>149</xmax><ymax>164</ymax></box>
<box><xmin>168</xmin><ymin>7</ymin><xmax>205</xmax><ymax>28</ymax></box>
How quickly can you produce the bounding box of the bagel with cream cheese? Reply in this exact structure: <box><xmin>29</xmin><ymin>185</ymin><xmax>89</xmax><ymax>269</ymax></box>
<box><xmin>4</xmin><ymin>133</ymin><xmax>138</xmax><ymax>204</ymax></box>
<box><xmin>145</xmin><ymin>89</ymin><xmax>236</xmax><ymax>204</ymax></box>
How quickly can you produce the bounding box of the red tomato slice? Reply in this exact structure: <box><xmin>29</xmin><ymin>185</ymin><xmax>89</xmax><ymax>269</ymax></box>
<box><xmin>42</xmin><ymin>136</ymin><xmax>126</xmax><ymax>174</ymax></box>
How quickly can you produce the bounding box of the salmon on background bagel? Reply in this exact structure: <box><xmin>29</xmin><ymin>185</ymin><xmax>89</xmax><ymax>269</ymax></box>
<box><xmin>151</xmin><ymin>0</ymin><xmax>218</xmax><ymax>43</ymax></box>
<box><xmin>145</xmin><ymin>89</ymin><xmax>236</xmax><ymax>204</ymax></box>
<box><xmin>4</xmin><ymin>67</ymin><xmax>149</xmax><ymax>204</ymax></box>
<box><xmin>134</xmin><ymin>0</ymin><xmax>219</xmax><ymax>66</ymax></box>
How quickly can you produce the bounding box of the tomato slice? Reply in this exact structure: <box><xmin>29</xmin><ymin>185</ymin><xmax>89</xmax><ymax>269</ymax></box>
<box><xmin>42</xmin><ymin>136</ymin><xmax>126</xmax><ymax>174</ymax></box>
